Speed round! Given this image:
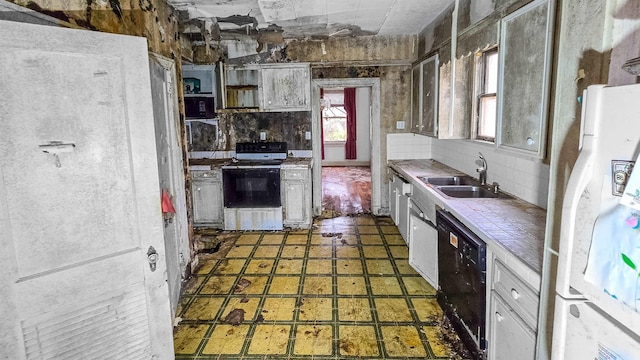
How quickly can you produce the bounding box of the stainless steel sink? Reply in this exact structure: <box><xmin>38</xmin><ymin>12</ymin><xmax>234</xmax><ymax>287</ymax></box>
<box><xmin>419</xmin><ymin>175</ymin><xmax>477</xmax><ymax>186</ymax></box>
<box><xmin>436</xmin><ymin>185</ymin><xmax>509</xmax><ymax>199</ymax></box>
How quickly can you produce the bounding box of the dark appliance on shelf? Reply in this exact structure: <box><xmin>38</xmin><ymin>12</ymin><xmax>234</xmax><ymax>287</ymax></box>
<box><xmin>436</xmin><ymin>209</ymin><xmax>487</xmax><ymax>360</ymax></box>
<box><xmin>221</xmin><ymin>142</ymin><xmax>287</xmax><ymax>230</ymax></box>
<box><xmin>184</xmin><ymin>96</ymin><xmax>216</xmax><ymax>118</ymax></box>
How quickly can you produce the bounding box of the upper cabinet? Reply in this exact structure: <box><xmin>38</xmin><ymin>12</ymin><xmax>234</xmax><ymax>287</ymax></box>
<box><xmin>221</xmin><ymin>63</ymin><xmax>311</xmax><ymax>112</ymax></box>
<box><xmin>223</xmin><ymin>65</ymin><xmax>260</xmax><ymax>109</ymax></box>
<box><xmin>496</xmin><ymin>0</ymin><xmax>553</xmax><ymax>157</ymax></box>
<box><xmin>412</xmin><ymin>52</ymin><xmax>468</xmax><ymax>139</ymax></box>
<box><xmin>260</xmin><ymin>63</ymin><xmax>311</xmax><ymax>111</ymax></box>
<box><xmin>411</xmin><ymin>54</ymin><xmax>439</xmax><ymax>137</ymax></box>
<box><xmin>182</xmin><ymin>64</ymin><xmax>218</xmax><ymax>119</ymax></box>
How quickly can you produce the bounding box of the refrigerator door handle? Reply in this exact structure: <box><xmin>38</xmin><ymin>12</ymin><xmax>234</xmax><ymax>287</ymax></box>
<box><xmin>555</xmin><ymin>85</ymin><xmax>607</xmax><ymax>298</ymax></box>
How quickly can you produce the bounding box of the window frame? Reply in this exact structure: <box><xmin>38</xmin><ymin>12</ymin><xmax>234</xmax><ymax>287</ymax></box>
<box><xmin>322</xmin><ymin>103</ymin><xmax>348</xmax><ymax>143</ymax></box>
<box><xmin>474</xmin><ymin>47</ymin><xmax>499</xmax><ymax>143</ymax></box>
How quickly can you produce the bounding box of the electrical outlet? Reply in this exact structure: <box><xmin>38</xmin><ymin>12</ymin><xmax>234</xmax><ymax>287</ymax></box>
<box><xmin>305</xmin><ymin>131</ymin><xmax>311</xmax><ymax>140</ymax></box>
<box><xmin>260</xmin><ymin>131</ymin><xmax>266</xmax><ymax>141</ymax></box>
<box><xmin>396</xmin><ymin>121</ymin><xmax>405</xmax><ymax>130</ymax></box>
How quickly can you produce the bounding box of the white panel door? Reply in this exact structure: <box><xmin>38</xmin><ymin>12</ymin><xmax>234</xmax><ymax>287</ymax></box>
<box><xmin>149</xmin><ymin>55</ymin><xmax>190</xmax><ymax>317</ymax></box>
<box><xmin>0</xmin><ymin>20</ymin><xmax>174</xmax><ymax>359</ymax></box>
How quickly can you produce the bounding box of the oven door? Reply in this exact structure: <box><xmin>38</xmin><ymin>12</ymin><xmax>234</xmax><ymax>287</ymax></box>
<box><xmin>222</xmin><ymin>168</ymin><xmax>281</xmax><ymax>208</ymax></box>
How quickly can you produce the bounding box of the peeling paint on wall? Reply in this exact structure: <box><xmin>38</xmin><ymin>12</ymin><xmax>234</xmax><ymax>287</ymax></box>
<box><xmin>12</xmin><ymin>0</ymin><xmax>183</xmax><ymax>59</ymax></box>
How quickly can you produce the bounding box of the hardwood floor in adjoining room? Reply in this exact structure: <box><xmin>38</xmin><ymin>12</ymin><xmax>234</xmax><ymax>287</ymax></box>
<box><xmin>321</xmin><ymin>166</ymin><xmax>371</xmax><ymax>216</ymax></box>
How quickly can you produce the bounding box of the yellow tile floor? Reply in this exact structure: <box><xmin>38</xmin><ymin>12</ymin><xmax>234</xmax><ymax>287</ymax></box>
<box><xmin>174</xmin><ymin>215</ymin><xmax>467</xmax><ymax>359</ymax></box>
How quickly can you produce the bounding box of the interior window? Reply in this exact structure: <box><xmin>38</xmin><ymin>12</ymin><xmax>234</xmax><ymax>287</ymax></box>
<box><xmin>322</xmin><ymin>89</ymin><xmax>347</xmax><ymax>142</ymax></box>
<box><xmin>475</xmin><ymin>48</ymin><xmax>499</xmax><ymax>142</ymax></box>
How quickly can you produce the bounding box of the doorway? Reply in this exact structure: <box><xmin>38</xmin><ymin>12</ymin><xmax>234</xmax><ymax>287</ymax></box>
<box><xmin>319</xmin><ymin>87</ymin><xmax>372</xmax><ymax>215</ymax></box>
<box><xmin>311</xmin><ymin>78</ymin><xmax>381</xmax><ymax>216</ymax></box>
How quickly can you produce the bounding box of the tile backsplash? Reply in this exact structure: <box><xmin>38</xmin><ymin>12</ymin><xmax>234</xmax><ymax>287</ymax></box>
<box><xmin>430</xmin><ymin>138</ymin><xmax>550</xmax><ymax>209</ymax></box>
<box><xmin>387</xmin><ymin>133</ymin><xmax>432</xmax><ymax>160</ymax></box>
<box><xmin>388</xmin><ymin>133</ymin><xmax>550</xmax><ymax>209</ymax></box>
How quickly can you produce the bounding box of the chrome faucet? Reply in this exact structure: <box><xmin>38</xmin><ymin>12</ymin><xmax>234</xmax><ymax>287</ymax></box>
<box><xmin>476</xmin><ymin>152</ymin><xmax>487</xmax><ymax>185</ymax></box>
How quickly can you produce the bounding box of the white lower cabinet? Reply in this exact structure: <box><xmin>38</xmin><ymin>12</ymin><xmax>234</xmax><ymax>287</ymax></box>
<box><xmin>488</xmin><ymin>259</ymin><xmax>539</xmax><ymax>360</ymax></box>
<box><xmin>489</xmin><ymin>293</ymin><xmax>536</xmax><ymax>360</ymax></box>
<box><xmin>191</xmin><ymin>169</ymin><xmax>223</xmax><ymax>227</ymax></box>
<box><xmin>408</xmin><ymin>210</ymin><xmax>438</xmax><ymax>289</ymax></box>
<box><xmin>282</xmin><ymin>166</ymin><xmax>312</xmax><ymax>228</ymax></box>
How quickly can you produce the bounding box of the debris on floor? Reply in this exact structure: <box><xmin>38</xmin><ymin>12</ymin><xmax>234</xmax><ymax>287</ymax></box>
<box><xmin>223</xmin><ymin>308</ymin><xmax>245</xmax><ymax>325</ymax></box>
<box><xmin>233</xmin><ymin>278</ymin><xmax>252</xmax><ymax>293</ymax></box>
<box><xmin>436</xmin><ymin>315</ymin><xmax>473</xmax><ymax>359</ymax></box>
<box><xmin>319</xmin><ymin>208</ymin><xmax>341</xmax><ymax>218</ymax></box>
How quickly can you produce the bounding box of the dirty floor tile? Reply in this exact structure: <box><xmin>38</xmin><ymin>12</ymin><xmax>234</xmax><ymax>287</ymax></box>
<box><xmin>247</xmin><ymin>324</ymin><xmax>290</xmax><ymax>355</ymax></box>
<box><xmin>338</xmin><ymin>325</ymin><xmax>379</xmax><ymax>357</ymax></box>
<box><xmin>293</xmin><ymin>325</ymin><xmax>333</xmax><ymax>355</ymax></box>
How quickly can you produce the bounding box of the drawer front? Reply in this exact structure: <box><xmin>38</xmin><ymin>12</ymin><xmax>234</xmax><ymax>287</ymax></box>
<box><xmin>191</xmin><ymin>170</ymin><xmax>221</xmax><ymax>180</ymax></box>
<box><xmin>493</xmin><ymin>260</ymin><xmax>539</xmax><ymax>328</ymax></box>
<box><xmin>283</xmin><ymin>169</ymin><xmax>308</xmax><ymax>180</ymax></box>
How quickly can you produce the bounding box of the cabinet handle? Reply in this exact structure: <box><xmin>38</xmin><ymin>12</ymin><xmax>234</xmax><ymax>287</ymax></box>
<box><xmin>495</xmin><ymin>312</ymin><xmax>503</xmax><ymax>322</ymax></box>
<box><xmin>511</xmin><ymin>288</ymin><xmax>520</xmax><ymax>300</ymax></box>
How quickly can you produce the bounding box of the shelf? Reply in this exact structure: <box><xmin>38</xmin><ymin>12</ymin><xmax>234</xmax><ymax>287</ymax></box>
<box><xmin>217</xmin><ymin>108</ymin><xmax>260</xmax><ymax>113</ymax></box>
<box><xmin>225</xmin><ymin>85</ymin><xmax>258</xmax><ymax>90</ymax></box>
<box><xmin>184</xmin><ymin>93</ymin><xmax>215</xmax><ymax>98</ymax></box>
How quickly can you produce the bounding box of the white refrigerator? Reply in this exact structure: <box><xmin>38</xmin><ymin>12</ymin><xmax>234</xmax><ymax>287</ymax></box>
<box><xmin>552</xmin><ymin>84</ymin><xmax>640</xmax><ymax>359</ymax></box>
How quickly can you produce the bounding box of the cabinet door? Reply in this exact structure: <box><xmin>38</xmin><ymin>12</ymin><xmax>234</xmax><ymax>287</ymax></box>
<box><xmin>409</xmin><ymin>213</ymin><xmax>438</xmax><ymax>289</ymax></box>
<box><xmin>496</xmin><ymin>0</ymin><xmax>552</xmax><ymax>157</ymax></box>
<box><xmin>411</xmin><ymin>64</ymin><xmax>421</xmax><ymax>133</ymax></box>
<box><xmin>283</xmin><ymin>180</ymin><xmax>307</xmax><ymax>224</ymax></box>
<box><xmin>261</xmin><ymin>65</ymin><xmax>310</xmax><ymax>111</ymax></box>
<box><xmin>389</xmin><ymin>178</ymin><xmax>400</xmax><ymax>224</ymax></box>
<box><xmin>420</xmin><ymin>54</ymin><xmax>438</xmax><ymax>137</ymax></box>
<box><xmin>489</xmin><ymin>293</ymin><xmax>536</xmax><ymax>360</ymax></box>
<box><xmin>398</xmin><ymin>193</ymin><xmax>410</xmax><ymax>243</ymax></box>
<box><xmin>192</xmin><ymin>179</ymin><xmax>223</xmax><ymax>225</ymax></box>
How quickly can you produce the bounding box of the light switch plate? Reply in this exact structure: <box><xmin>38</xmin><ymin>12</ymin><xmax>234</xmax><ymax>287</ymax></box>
<box><xmin>260</xmin><ymin>131</ymin><xmax>266</xmax><ymax>141</ymax></box>
<box><xmin>305</xmin><ymin>131</ymin><xmax>311</xmax><ymax>140</ymax></box>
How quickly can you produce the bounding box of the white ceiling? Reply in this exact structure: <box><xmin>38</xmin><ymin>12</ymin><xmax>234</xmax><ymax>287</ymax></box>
<box><xmin>170</xmin><ymin>0</ymin><xmax>454</xmax><ymax>38</ymax></box>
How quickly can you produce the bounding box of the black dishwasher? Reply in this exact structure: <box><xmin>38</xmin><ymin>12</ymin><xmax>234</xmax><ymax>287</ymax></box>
<box><xmin>436</xmin><ymin>209</ymin><xmax>487</xmax><ymax>359</ymax></box>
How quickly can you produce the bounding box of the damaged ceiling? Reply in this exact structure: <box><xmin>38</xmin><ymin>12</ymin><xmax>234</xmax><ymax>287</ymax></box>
<box><xmin>171</xmin><ymin>0</ymin><xmax>455</xmax><ymax>40</ymax></box>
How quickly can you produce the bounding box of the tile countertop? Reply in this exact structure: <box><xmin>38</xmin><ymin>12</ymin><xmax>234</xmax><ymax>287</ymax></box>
<box><xmin>389</xmin><ymin>159</ymin><xmax>546</xmax><ymax>290</ymax></box>
<box><xmin>188</xmin><ymin>157</ymin><xmax>312</xmax><ymax>169</ymax></box>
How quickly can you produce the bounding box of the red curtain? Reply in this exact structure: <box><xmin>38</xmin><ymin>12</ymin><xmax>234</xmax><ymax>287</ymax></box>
<box><xmin>344</xmin><ymin>88</ymin><xmax>357</xmax><ymax>160</ymax></box>
<box><xmin>320</xmin><ymin>88</ymin><xmax>325</xmax><ymax>159</ymax></box>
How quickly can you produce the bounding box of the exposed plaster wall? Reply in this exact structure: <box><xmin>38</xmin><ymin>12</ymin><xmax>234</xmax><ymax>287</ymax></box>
<box><xmin>609</xmin><ymin>0</ymin><xmax>640</xmax><ymax>85</ymax></box>
<box><xmin>539</xmin><ymin>1</ymin><xmax>639</xmax><ymax>359</ymax></box>
<box><xmin>285</xmin><ymin>35</ymin><xmax>417</xmax><ymax>63</ymax></box>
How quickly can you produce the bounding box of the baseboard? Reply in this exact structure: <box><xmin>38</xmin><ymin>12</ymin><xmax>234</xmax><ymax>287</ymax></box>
<box><xmin>321</xmin><ymin>161</ymin><xmax>370</xmax><ymax>167</ymax></box>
